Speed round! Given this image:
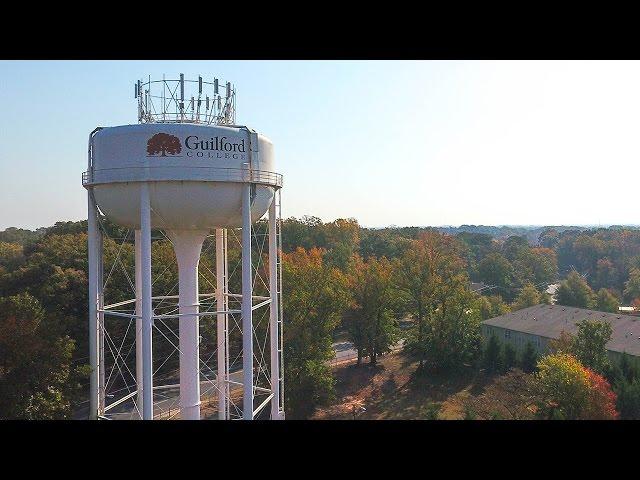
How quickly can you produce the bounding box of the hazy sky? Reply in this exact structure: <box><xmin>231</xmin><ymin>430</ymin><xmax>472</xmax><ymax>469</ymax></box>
<box><xmin>1</xmin><ymin>60</ymin><xmax>639</xmax><ymax>230</ymax></box>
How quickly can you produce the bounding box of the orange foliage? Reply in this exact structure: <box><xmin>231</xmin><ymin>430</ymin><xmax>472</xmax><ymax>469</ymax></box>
<box><xmin>583</xmin><ymin>369</ymin><xmax>619</xmax><ymax>420</ymax></box>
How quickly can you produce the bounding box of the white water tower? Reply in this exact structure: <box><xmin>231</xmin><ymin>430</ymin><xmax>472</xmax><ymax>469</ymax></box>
<box><xmin>83</xmin><ymin>75</ymin><xmax>284</xmax><ymax>420</ymax></box>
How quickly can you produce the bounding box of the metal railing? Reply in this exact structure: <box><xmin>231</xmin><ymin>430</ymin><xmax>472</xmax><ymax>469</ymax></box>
<box><xmin>329</xmin><ymin>344</ymin><xmax>403</xmax><ymax>367</ymax></box>
<box><xmin>82</xmin><ymin>166</ymin><xmax>282</xmax><ymax>188</ymax></box>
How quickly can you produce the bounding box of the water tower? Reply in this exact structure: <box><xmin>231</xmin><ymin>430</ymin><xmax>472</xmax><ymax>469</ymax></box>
<box><xmin>82</xmin><ymin>75</ymin><xmax>284</xmax><ymax>420</ymax></box>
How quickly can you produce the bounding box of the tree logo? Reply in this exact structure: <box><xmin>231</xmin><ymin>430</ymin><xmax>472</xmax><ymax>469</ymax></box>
<box><xmin>147</xmin><ymin>133</ymin><xmax>182</xmax><ymax>157</ymax></box>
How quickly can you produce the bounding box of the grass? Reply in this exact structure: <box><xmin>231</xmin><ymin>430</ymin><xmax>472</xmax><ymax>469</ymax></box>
<box><xmin>312</xmin><ymin>350</ymin><xmax>496</xmax><ymax>420</ymax></box>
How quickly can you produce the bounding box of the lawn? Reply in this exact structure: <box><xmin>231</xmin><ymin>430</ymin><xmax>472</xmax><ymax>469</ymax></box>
<box><xmin>312</xmin><ymin>350</ymin><xmax>497</xmax><ymax>420</ymax></box>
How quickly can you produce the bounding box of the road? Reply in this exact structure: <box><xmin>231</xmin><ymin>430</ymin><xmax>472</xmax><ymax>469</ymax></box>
<box><xmin>74</xmin><ymin>339</ymin><xmax>403</xmax><ymax>419</ymax></box>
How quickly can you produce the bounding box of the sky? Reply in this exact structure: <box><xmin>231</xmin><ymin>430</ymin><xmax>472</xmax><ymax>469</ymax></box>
<box><xmin>1</xmin><ymin>60</ymin><xmax>640</xmax><ymax>230</ymax></box>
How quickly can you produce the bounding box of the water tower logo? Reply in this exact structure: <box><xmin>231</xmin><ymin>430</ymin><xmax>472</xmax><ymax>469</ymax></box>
<box><xmin>147</xmin><ymin>133</ymin><xmax>182</xmax><ymax>157</ymax></box>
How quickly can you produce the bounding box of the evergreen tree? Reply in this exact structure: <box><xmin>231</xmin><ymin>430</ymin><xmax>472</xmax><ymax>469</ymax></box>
<box><xmin>521</xmin><ymin>341</ymin><xmax>538</xmax><ymax>373</ymax></box>
<box><xmin>483</xmin><ymin>335</ymin><xmax>502</xmax><ymax>373</ymax></box>
<box><xmin>503</xmin><ymin>343</ymin><xmax>517</xmax><ymax>371</ymax></box>
<box><xmin>619</xmin><ymin>353</ymin><xmax>639</xmax><ymax>383</ymax></box>
<box><xmin>615</xmin><ymin>378</ymin><xmax>640</xmax><ymax>419</ymax></box>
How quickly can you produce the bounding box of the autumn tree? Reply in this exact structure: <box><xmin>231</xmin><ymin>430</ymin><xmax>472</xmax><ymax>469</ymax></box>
<box><xmin>535</xmin><ymin>353</ymin><xmax>618</xmax><ymax>420</ymax></box>
<box><xmin>282</xmin><ymin>247</ymin><xmax>350</xmax><ymax>418</ymax></box>
<box><xmin>555</xmin><ymin>270</ymin><xmax>595</xmax><ymax>308</ymax></box>
<box><xmin>346</xmin><ymin>255</ymin><xmax>398</xmax><ymax>365</ymax></box>
<box><xmin>594</xmin><ymin>258</ymin><xmax>618</xmax><ymax>291</ymax></box>
<box><xmin>0</xmin><ymin>242</ymin><xmax>25</xmax><ymax>271</ymax></box>
<box><xmin>582</xmin><ymin>369</ymin><xmax>618</xmax><ymax>420</ymax></box>
<box><xmin>535</xmin><ymin>353</ymin><xmax>592</xmax><ymax>419</ymax></box>
<box><xmin>548</xmin><ymin>330</ymin><xmax>574</xmax><ymax>354</ymax></box>
<box><xmin>395</xmin><ymin>232</ymin><xmax>480</xmax><ymax>372</ymax></box>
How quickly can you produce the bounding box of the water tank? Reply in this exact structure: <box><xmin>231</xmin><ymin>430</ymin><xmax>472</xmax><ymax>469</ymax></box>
<box><xmin>88</xmin><ymin>123</ymin><xmax>279</xmax><ymax>229</ymax></box>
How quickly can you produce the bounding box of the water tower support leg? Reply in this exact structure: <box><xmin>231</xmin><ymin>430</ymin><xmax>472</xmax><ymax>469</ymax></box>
<box><xmin>140</xmin><ymin>184</ymin><xmax>154</xmax><ymax>420</ymax></box>
<box><xmin>98</xmin><ymin>230</ymin><xmax>105</xmax><ymax>417</ymax></box>
<box><xmin>242</xmin><ymin>183</ymin><xmax>254</xmax><ymax>420</ymax></box>
<box><xmin>216</xmin><ymin>228</ymin><xmax>229</xmax><ymax>420</ymax></box>
<box><xmin>87</xmin><ymin>191</ymin><xmax>100</xmax><ymax>420</ymax></box>
<box><xmin>268</xmin><ymin>199</ymin><xmax>281</xmax><ymax>420</ymax></box>
<box><xmin>135</xmin><ymin>230</ymin><xmax>143</xmax><ymax>417</ymax></box>
<box><xmin>167</xmin><ymin>229</ymin><xmax>208</xmax><ymax>421</ymax></box>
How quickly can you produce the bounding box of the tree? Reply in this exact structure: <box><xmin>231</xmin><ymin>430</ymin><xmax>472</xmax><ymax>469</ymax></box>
<box><xmin>535</xmin><ymin>353</ymin><xmax>618</xmax><ymax>420</ymax></box>
<box><xmin>582</xmin><ymin>369</ymin><xmax>618</xmax><ymax>420</ymax></box>
<box><xmin>618</xmin><ymin>352</ymin><xmax>639</xmax><ymax>383</ymax></box>
<box><xmin>503</xmin><ymin>343</ymin><xmax>517</xmax><ymax>371</ymax></box>
<box><xmin>520</xmin><ymin>341</ymin><xmax>538</xmax><ymax>373</ymax></box>
<box><xmin>596</xmin><ymin>288</ymin><xmax>618</xmax><ymax>313</ymax></box>
<box><xmin>394</xmin><ymin>231</ymin><xmax>477</xmax><ymax>371</ymax></box>
<box><xmin>483</xmin><ymin>335</ymin><xmax>502</xmax><ymax>373</ymax></box>
<box><xmin>346</xmin><ymin>255</ymin><xmax>398</xmax><ymax>365</ymax></box>
<box><xmin>535</xmin><ymin>353</ymin><xmax>591</xmax><ymax>420</ymax></box>
<box><xmin>0</xmin><ymin>242</ymin><xmax>25</xmax><ymax>271</ymax></box>
<box><xmin>0</xmin><ymin>293</ymin><xmax>76</xmax><ymax>419</ymax></box>
<box><xmin>323</xmin><ymin>218</ymin><xmax>361</xmax><ymax>271</ymax></box>
<box><xmin>478</xmin><ymin>253</ymin><xmax>514</xmax><ymax>300</ymax></box>
<box><xmin>475</xmin><ymin>294</ymin><xmax>510</xmax><ymax>321</ymax></box>
<box><xmin>511</xmin><ymin>283</ymin><xmax>544</xmax><ymax>311</ymax></box>
<box><xmin>624</xmin><ymin>267</ymin><xmax>640</xmax><ymax>303</ymax></box>
<box><xmin>548</xmin><ymin>330</ymin><xmax>574</xmax><ymax>354</ymax></box>
<box><xmin>572</xmin><ymin>319</ymin><xmax>612</xmax><ymax>375</ymax></box>
<box><xmin>282</xmin><ymin>247</ymin><xmax>350</xmax><ymax>418</ymax></box>
<box><xmin>417</xmin><ymin>283</ymin><xmax>482</xmax><ymax>372</ymax></box>
<box><xmin>555</xmin><ymin>270</ymin><xmax>595</xmax><ymax>308</ymax></box>
<box><xmin>615</xmin><ymin>378</ymin><xmax>640</xmax><ymax>419</ymax></box>
<box><xmin>538</xmin><ymin>229</ymin><xmax>559</xmax><ymax>249</ymax></box>
<box><xmin>502</xmin><ymin>236</ymin><xmax>529</xmax><ymax>262</ymax></box>
<box><xmin>512</xmin><ymin>247</ymin><xmax>557</xmax><ymax>292</ymax></box>
<box><xmin>463</xmin><ymin>369</ymin><xmax>539</xmax><ymax>420</ymax></box>
<box><xmin>146</xmin><ymin>133</ymin><xmax>181</xmax><ymax>156</ymax></box>
<box><xmin>594</xmin><ymin>258</ymin><xmax>618</xmax><ymax>291</ymax></box>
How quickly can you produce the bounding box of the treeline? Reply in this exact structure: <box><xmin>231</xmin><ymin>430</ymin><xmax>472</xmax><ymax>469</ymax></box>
<box><xmin>4</xmin><ymin>217</ymin><xmax>640</xmax><ymax>419</ymax></box>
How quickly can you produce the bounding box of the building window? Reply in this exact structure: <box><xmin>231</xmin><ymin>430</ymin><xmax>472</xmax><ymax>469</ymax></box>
<box><xmin>504</xmin><ymin>330</ymin><xmax>511</xmax><ymax>339</ymax></box>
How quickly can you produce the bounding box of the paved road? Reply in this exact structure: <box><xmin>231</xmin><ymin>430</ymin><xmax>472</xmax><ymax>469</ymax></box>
<box><xmin>101</xmin><ymin>370</ymin><xmax>245</xmax><ymax>420</ymax></box>
<box><xmin>75</xmin><ymin>339</ymin><xmax>404</xmax><ymax>419</ymax></box>
<box><xmin>331</xmin><ymin>339</ymin><xmax>405</xmax><ymax>365</ymax></box>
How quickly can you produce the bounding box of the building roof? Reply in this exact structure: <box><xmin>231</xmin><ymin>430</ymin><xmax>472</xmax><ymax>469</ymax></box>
<box><xmin>481</xmin><ymin>304</ymin><xmax>640</xmax><ymax>356</ymax></box>
<box><xmin>470</xmin><ymin>282</ymin><xmax>487</xmax><ymax>293</ymax></box>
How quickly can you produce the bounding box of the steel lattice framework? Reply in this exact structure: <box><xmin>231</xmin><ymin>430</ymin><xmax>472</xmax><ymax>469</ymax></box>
<box><xmin>84</xmin><ymin>75</ymin><xmax>284</xmax><ymax>420</ymax></box>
